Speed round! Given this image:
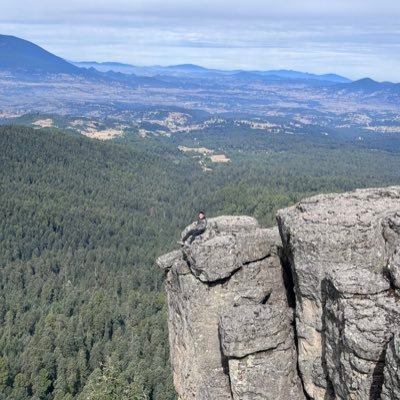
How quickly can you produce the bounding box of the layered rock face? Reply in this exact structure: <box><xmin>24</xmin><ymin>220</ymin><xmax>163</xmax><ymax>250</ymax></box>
<box><xmin>382</xmin><ymin>333</ymin><xmax>400</xmax><ymax>399</ymax></box>
<box><xmin>277</xmin><ymin>187</ymin><xmax>400</xmax><ymax>399</ymax></box>
<box><xmin>157</xmin><ymin>216</ymin><xmax>305</xmax><ymax>400</ymax></box>
<box><xmin>158</xmin><ymin>186</ymin><xmax>400</xmax><ymax>400</ymax></box>
<box><xmin>323</xmin><ymin>267</ymin><xmax>399</xmax><ymax>399</ymax></box>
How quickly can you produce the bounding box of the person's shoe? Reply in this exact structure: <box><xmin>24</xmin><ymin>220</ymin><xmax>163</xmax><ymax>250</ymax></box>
<box><xmin>176</xmin><ymin>240</ymin><xmax>184</xmax><ymax>246</ymax></box>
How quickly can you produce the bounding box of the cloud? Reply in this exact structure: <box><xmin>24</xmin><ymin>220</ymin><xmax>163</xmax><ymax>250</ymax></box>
<box><xmin>2</xmin><ymin>0</ymin><xmax>400</xmax><ymax>24</ymax></box>
<box><xmin>1</xmin><ymin>0</ymin><xmax>400</xmax><ymax>81</ymax></box>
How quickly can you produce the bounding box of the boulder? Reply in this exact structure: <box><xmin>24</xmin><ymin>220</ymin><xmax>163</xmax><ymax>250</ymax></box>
<box><xmin>183</xmin><ymin>219</ymin><xmax>279</xmax><ymax>283</ymax></box>
<box><xmin>156</xmin><ymin>250</ymin><xmax>183</xmax><ymax>271</ymax></box>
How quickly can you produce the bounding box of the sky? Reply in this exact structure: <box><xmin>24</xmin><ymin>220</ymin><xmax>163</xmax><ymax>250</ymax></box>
<box><xmin>1</xmin><ymin>0</ymin><xmax>400</xmax><ymax>81</ymax></box>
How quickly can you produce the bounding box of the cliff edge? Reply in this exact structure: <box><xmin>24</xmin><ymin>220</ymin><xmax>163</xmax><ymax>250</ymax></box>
<box><xmin>157</xmin><ymin>187</ymin><xmax>400</xmax><ymax>400</ymax></box>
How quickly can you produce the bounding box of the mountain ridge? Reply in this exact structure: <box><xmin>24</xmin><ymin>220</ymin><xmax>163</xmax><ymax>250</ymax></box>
<box><xmin>4</xmin><ymin>34</ymin><xmax>399</xmax><ymax>88</ymax></box>
<box><xmin>72</xmin><ymin>60</ymin><xmax>352</xmax><ymax>83</ymax></box>
<box><xmin>0</xmin><ymin>34</ymin><xmax>81</xmax><ymax>74</ymax></box>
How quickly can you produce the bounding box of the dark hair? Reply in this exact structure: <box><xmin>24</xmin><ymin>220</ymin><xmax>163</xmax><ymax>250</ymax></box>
<box><xmin>198</xmin><ymin>211</ymin><xmax>205</xmax><ymax>215</ymax></box>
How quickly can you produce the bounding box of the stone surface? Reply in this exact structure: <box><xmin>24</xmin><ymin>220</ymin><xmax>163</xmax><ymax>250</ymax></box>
<box><xmin>185</xmin><ymin>234</ymin><xmax>242</xmax><ymax>282</ymax></box>
<box><xmin>324</xmin><ymin>266</ymin><xmax>400</xmax><ymax>400</ymax></box>
<box><xmin>228</xmin><ymin>343</ymin><xmax>304</xmax><ymax>400</ymax></box>
<box><xmin>325</xmin><ymin>264</ymin><xmax>390</xmax><ymax>296</ymax></box>
<box><xmin>277</xmin><ymin>186</ymin><xmax>400</xmax><ymax>399</ymax></box>
<box><xmin>155</xmin><ymin>250</ymin><xmax>183</xmax><ymax>270</ymax></box>
<box><xmin>158</xmin><ymin>187</ymin><xmax>400</xmax><ymax>400</ymax></box>
<box><xmin>227</xmin><ymin>251</ymin><xmax>289</xmax><ymax>308</ymax></box>
<box><xmin>157</xmin><ymin>216</ymin><xmax>304</xmax><ymax>400</ymax></box>
<box><xmin>180</xmin><ymin>215</ymin><xmax>259</xmax><ymax>244</ymax></box>
<box><xmin>206</xmin><ymin>216</ymin><xmax>260</xmax><ymax>233</ymax></box>
<box><xmin>183</xmin><ymin>217</ymin><xmax>279</xmax><ymax>283</ymax></box>
<box><xmin>388</xmin><ymin>246</ymin><xmax>400</xmax><ymax>289</ymax></box>
<box><xmin>220</xmin><ymin>304</ymin><xmax>292</xmax><ymax>358</ymax></box>
<box><xmin>382</xmin><ymin>333</ymin><xmax>400</xmax><ymax>400</ymax></box>
<box><xmin>220</xmin><ymin>304</ymin><xmax>304</xmax><ymax>400</ymax></box>
<box><xmin>161</xmin><ymin>257</ymin><xmax>233</xmax><ymax>400</ymax></box>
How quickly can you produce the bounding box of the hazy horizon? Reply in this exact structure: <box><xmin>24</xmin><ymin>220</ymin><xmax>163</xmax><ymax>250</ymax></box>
<box><xmin>70</xmin><ymin>58</ymin><xmax>349</xmax><ymax>78</ymax></box>
<box><xmin>1</xmin><ymin>0</ymin><xmax>399</xmax><ymax>82</ymax></box>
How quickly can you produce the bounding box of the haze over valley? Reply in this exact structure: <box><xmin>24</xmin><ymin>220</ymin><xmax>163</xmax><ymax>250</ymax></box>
<box><xmin>1</xmin><ymin>34</ymin><xmax>400</xmax><ymax>143</ymax></box>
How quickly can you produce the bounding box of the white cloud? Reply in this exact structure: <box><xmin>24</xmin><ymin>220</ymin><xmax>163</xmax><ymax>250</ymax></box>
<box><xmin>1</xmin><ymin>0</ymin><xmax>400</xmax><ymax>81</ymax></box>
<box><xmin>2</xmin><ymin>0</ymin><xmax>400</xmax><ymax>23</ymax></box>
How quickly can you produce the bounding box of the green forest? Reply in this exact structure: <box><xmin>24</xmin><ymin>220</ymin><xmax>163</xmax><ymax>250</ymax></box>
<box><xmin>1</xmin><ymin>124</ymin><xmax>400</xmax><ymax>399</ymax></box>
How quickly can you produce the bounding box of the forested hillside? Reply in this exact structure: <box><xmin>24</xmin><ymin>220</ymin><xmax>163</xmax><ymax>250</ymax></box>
<box><xmin>1</xmin><ymin>125</ymin><xmax>400</xmax><ymax>399</ymax></box>
<box><xmin>0</xmin><ymin>126</ymin><xmax>196</xmax><ymax>400</ymax></box>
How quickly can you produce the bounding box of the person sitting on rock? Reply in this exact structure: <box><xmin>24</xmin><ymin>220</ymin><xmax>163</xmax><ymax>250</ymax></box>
<box><xmin>180</xmin><ymin>211</ymin><xmax>207</xmax><ymax>245</ymax></box>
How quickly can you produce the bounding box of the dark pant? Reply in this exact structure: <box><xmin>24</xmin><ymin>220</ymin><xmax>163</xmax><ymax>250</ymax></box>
<box><xmin>182</xmin><ymin>227</ymin><xmax>206</xmax><ymax>244</ymax></box>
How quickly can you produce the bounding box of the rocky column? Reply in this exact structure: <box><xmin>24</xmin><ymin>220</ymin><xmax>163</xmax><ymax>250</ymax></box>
<box><xmin>219</xmin><ymin>304</ymin><xmax>303</xmax><ymax>400</ymax></box>
<box><xmin>277</xmin><ymin>186</ymin><xmax>400</xmax><ymax>400</ymax></box>
<box><xmin>157</xmin><ymin>216</ymin><xmax>304</xmax><ymax>400</ymax></box>
<box><xmin>324</xmin><ymin>265</ymin><xmax>400</xmax><ymax>399</ymax></box>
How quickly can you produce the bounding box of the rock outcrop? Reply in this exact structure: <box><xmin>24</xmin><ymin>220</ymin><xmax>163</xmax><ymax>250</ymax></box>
<box><xmin>157</xmin><ymin>216</ymin><xmax>305</xmax><ymax>400</ymax></box>
<box><xmin>277</xmin><ymin>186</ymin><xmax>400</xmax><ymax>399</ymax></box>
<box><xmin>157</xmin><ymin>187</ymin><xmax>400</xmax><ymax>400</ymax></box>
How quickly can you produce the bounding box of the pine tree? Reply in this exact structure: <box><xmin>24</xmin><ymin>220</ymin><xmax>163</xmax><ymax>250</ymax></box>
<box><xmin>0</xmin><ymin>356</ymin><xmax>8</xmax><ymax>392</ymax></box>
<box><xmin>32</xmin><ymin>368</ymin><xmax>51</xmax><ymax>399</ymax></box>
<box><xmin>78</xmin><ymin>357</ymin><xmax>148</xmax><ymax>400</ymax></box>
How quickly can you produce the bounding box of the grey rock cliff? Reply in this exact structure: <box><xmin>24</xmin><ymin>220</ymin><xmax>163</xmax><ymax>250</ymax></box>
<box><xmin>157</xmin><ymin>216</ymin><xmax>304</xmax><ymax>400</ymax></box>
<box><xmin>277</xmin><ymin>186</ymin><xmax>400</xmax><ymax>399</ymax></box>
<box><xmin>158</xmin><ymin>187</ymin><xmax>400</xmax><ymax>400</ymax></box>
<box><xmin>324</xmin><ymin>266</ymin><xmax>400</xmax><ymax>399</ymax></box>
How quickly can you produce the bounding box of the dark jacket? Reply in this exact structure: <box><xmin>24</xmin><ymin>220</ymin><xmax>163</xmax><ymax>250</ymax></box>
<box><xmin>182</xmin><ymin>217</ymin><xmax>207</xmax><ymax>243</ymax></box>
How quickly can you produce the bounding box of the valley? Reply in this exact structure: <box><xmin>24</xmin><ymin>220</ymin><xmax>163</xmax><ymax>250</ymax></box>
<box><xmin>1</xmin><ymin>33</ymin><xmax>400</xmax><ymax>400</ymax></box>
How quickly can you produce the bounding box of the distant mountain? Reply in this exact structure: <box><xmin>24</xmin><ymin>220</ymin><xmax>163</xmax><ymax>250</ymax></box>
<box><xmin>0</xmin><ymin>35</ymin><xmax>81</xmax><ymax>74</ymax></box>
<box><xmin>0</xmin><ymin>37</ymin><xmax>167</xmax><ymax>87</ymax></box>
<box><xmin>72</xmin><ymin>61</ymin><xmax>139</xmax><ymax>74</ymax></box>
<box><xmin>4</xmin><ymin>34</ymin><xmax>399</xmax><ymax>114</ymax></box>
<box><xmin>231</xmin><ymin>71</ymin><xmax>285</xmax><ymax>83</ymax></box>
<box><xmin>165</xmin><ymin>64</ymin><xmax>209</xmax><ymax>71</ymax></box>
<box><xmin>72</xmin><ymin>61</ymin><xmax>206</xmax><ymax>77</ymax></box>
<box><xmin>336</xmin><ymin>78</ymin><xmax>400</xmax><ymax>94</ymax></box>
<box><xmin>320</xmin><ymin>73</ymin><xmax>352</xmax><ymax>83</ymax></box>
<box><xmin>72</xmin><ymin>62</ymin><xmax>219</xmax><ymax>78</ymax></box>
<box><xmin>73</xmin><ymin>60</ymin><xmax>351</xmax><ymax>83</ymax></box>
<box><xmin>252</xmin><ymin>69</ymin><xmax>351</xmax><ymax>83</ymax></box>
<box><xmin>348</xmin><ymin>78</ymin><xmax>388</xmax><ymax>91</ymax></box>
<box><xmin>78</xmin><ymin>61</ymin><xmax>134</xmax><ymax>68</ymax></box>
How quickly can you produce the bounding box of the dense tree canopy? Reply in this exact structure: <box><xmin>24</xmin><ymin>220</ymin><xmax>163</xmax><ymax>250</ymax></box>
<box><xmin>1</xmin><ymin>124</ymin><xmax>400</xmax><ymax>399</ymax></box>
